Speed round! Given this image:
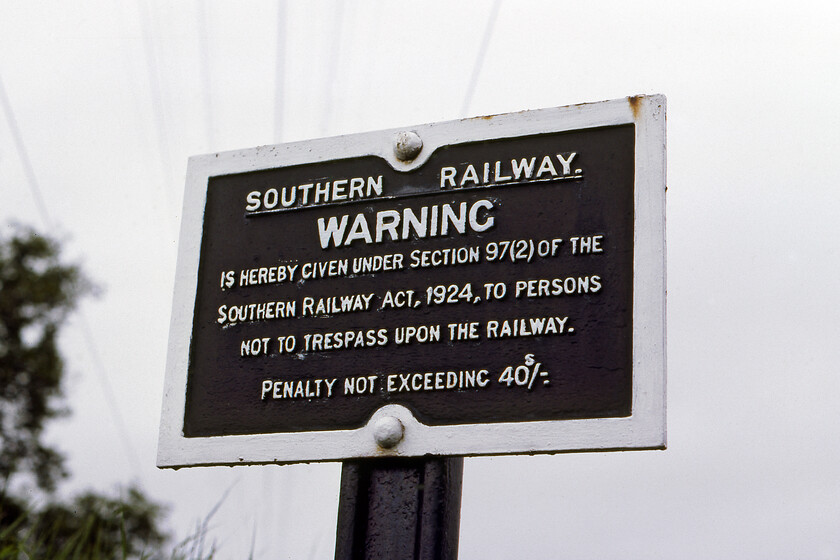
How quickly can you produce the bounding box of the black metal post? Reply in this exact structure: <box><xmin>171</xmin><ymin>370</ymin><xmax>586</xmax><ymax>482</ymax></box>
<box><xmin>335</xmin><ymin>456</ymin><xmax>463</xmax><ymax>560</ymax></box>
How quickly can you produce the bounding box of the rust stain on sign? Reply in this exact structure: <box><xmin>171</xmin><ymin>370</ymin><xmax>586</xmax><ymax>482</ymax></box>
<box><xmin>462</xmin><ymin>113</ymin><xmax>500</xmax><ymax>122</ymax></box>
<box><xmin>628</xmin><ymin>95</ymin><xmax>644</xmax><ymax>119</ymax></box>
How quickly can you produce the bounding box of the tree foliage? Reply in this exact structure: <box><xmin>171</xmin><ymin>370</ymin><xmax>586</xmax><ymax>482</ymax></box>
<box><xmin>0</xmin><ymin>225</ymin><xmax>89</xmax><ymax>496</ymax></box>
<box><xmin>0</xmin><ymin>225</ymin><xmax>190</xmax><ymax>559</ymax></box>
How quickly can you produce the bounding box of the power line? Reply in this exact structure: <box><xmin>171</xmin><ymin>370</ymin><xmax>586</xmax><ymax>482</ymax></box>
<box><xmin>320</xmin><ymin>0</ymin><xmax>345</xmax><ymax>137</ymax></box>
<box><xmin>274</xmin><ymin>0</ymin><xmax>287</xmax><ymax>143</ymax></box>
<box><xmin>0</xmin><ymin>74</ymin><xmax>52</xmax><ymax>230</ymax></box>
<box><xmin>197</xmin><ymin>0</ymin><xmax>215</xmax><ymax>150</ymax></box>
<box><xmin>76</xmin><ymin>317</ymin><xmax>144</xmax><ymax>475</ymax></box>
<box><xmin>136</xmin><ymin>0</ymin><xmax>177</xmax><ymax>235</ymax></box>
<box><xmin>0</xmin><ymin>70</ymin><xmax>144</xmax><ymax>483</ymax></box>
<box><xmin>460</xmin><ymin>0</ymin><xmax>502</xmax><ymax>117</ymax></box>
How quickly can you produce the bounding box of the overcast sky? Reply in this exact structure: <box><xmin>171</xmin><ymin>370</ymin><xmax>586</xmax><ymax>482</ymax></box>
<box><xmin>2</xmin><ymin>1</ymin><xmax>839</xmax><ymax>558</ymax></box>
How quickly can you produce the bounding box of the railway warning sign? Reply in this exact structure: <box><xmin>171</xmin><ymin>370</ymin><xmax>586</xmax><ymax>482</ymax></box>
<box><xmin>158</xmin><ymin>95</ymin><xmax>666</xmax><ymax>467</ymax></box>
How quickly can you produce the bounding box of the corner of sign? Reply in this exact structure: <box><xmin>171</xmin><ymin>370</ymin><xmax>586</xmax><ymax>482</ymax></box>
<box><xmin>628</xmin><ymin>94</ymin><xmax>667</xmax><ymax>120</ymax></box>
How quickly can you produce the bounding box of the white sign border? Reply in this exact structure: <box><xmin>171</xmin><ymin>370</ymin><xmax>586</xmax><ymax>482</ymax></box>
<box><xmin>158</xmin><ymin>95</ymin><xmax>666</xmax><ymax>468</ymax></box>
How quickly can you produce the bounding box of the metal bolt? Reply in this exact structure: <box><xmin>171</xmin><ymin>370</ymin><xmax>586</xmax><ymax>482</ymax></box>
<box><xmin>373</xmin><ymin>416</ymin><xmax>404</xmax><ymax>448</ymax></box>
<box><xmin>394</xmin><ymin>131</ymin><xmax>423</xmax><ymax>161</ymax></box>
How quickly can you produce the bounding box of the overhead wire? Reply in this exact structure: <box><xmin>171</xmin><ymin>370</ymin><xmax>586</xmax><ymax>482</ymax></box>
<box><xmin>0</xmin><ymin>71</ymin><xmax>144</xmax><ymax>483</ymax></box>
<box><xmin>460</xmin><ymin>0</ymin><xmax>502</xmax><ymax>118</ymax></box>
<box><xmin>274</xmin><ymin>0</ymin><xmax>287</xmax><ymax>144</ymax></box>
<box><xmin>136</xmin><ymin>0</ymin><xmax>177</xmax><ymax>237</ymax></box>
<box><xmin>197</xmin><ymin>0</ymin><xmax>215</xmax><ymax>151</ymax></box>
<box><xmin>320</xmin><ymin>0</ymin><xmax>345</xmax><ymax>137</ymax></box>
<box><xmin>0</xmin><ymin>75</ymin><xmax>52</xmax><ymax>230</ymax></box>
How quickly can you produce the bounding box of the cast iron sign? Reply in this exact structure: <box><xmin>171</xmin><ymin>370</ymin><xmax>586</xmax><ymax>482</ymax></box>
<box><xmin>158</xmin><ymin>96</ymin><xmax>666</xmax><ymax>467</ymax></box>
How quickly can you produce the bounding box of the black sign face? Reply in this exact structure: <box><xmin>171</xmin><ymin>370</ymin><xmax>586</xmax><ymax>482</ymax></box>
<box><xmin>182</xmin><ymin>124</ymin><xmax>636</xmax><ymax>438</ymax></box>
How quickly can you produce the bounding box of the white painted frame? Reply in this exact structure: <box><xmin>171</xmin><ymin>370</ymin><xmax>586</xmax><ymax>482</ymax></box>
<box><xmin>157</xmin><ymin>95</ymin><xmax>666</xmax><ymax>468</ymax></box>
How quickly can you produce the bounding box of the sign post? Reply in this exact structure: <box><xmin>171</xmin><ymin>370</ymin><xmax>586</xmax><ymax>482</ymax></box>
<box><xmin>158</xmin><ymin>95</ymin><xmax>666</xmax><ymax>558</ymax></box>
<box><xmin>335</xmin><ymin>456</ymin><xmax>463</xmax><ymax>560</ymax></box>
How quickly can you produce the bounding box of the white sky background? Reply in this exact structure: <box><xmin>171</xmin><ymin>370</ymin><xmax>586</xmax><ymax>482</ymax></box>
<box><xmin>1</xmin><ymin>1</ymin><xmax>839</xmax><ymax>558</ymax></box>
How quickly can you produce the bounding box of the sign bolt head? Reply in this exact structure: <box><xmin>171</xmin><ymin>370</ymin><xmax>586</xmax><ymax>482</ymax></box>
<box><xmin>373</xmin><ymin>416</ymin><xmax>404</xmax><ymax>448</ymax></box>
<box><xmin>394</xmin><ymin>131</ymin><xmax>423</xmax><ymax>161</ymax></box>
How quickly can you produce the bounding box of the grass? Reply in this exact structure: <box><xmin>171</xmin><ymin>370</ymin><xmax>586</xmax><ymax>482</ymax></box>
<box><xmin>0</xmin><ymin>507</ymin><xmax>219</xmax><ymax>560</ymax></box>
